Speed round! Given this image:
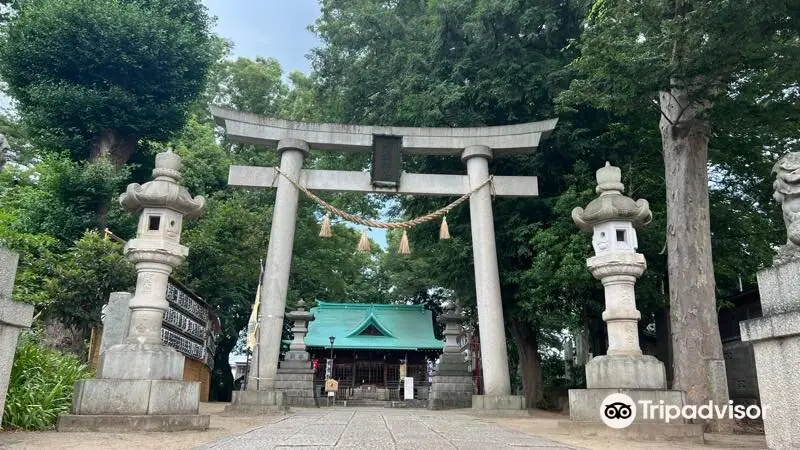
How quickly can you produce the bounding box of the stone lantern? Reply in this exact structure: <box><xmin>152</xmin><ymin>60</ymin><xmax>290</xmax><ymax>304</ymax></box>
<box><xmin>428</xmin><ymin>303</ymin><xmax>474</xmax><ymax>410</ymax></box>
<box><xmin>566</xmin><ymin>162</ymin><xmax>692</xmax><ymax>430</ymax></box>
<box><xmin>230</xmin><ymin>299</ymin><xmax>318</xmax><ymax>412</ymax></box>
<box><xmin>272</xmin><ymin>299</ymin><xmax>317</xmax><ymax>407</ymax></box>
<box><xmin>58</xmin><ymin>150</ymin><xmax>208</xmax><ymax>432</ymax></box>
<box><xmin>572</xmin><ymin>162</ymin><xmax>657</xmax><ymax>379</ymax></box>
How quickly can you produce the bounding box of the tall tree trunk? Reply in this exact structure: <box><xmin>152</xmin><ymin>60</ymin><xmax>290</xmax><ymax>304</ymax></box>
<box><xmin>90</xmin><ymin>129</ymin><xmax>138</xmax><ymax>168</ymax></box>
<box><xmin>509</xmin><ymin>319</ymin><xmax>543</xmax><ymax>408</ymax></box>
<box><xmin>659</xmin><ymin>81</ymin><xmax>731</xmax><ymax>432</ymax></box>
<box><xmin>89</xmin><ymin>129</ymin><xmax>139</xmax><ymax>230</ymax></box>
<box><xmin>211</xmin><ymin>335</ymin><xmax>237</xmax><ymax>402</ymax></box>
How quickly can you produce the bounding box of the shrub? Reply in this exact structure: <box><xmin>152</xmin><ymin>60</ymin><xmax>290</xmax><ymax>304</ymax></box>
<box><xmin>2</xmin><ymin>333</ymin><xmax>93</xmax><ymax>430</ymax></box>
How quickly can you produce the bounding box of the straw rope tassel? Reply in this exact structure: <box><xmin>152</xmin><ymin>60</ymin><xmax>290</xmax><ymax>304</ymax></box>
<box><xmin>319</xmin><ymin>213</ymin><xmax>332</xmax><ymax>238</ymax></box>
<box><xmin>398</xmin><ymin>229</ymin><xmax>411</xmax><ymax>255</ymax></box>
<box><xmin>357</xmin><ymin>229</ymin><xmax>371</xmax><ymax>252</ymax></box>
<box><xmin>439</xmin><ymin>216</ymin><xmax>450</xmax><ymax>240</ymax></box>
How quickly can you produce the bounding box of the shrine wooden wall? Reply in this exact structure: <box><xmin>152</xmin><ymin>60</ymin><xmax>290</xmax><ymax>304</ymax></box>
<box><xmin>184</xmin><ymin>357</ymin><xmax>211</xmax><ymax>402</ymax></box>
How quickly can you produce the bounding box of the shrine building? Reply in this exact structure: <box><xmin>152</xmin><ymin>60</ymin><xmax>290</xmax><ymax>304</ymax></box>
<box><xmin>305</xmin><ymin>302</ymin><xmax>443</xmax><ymax>402</ymax></box>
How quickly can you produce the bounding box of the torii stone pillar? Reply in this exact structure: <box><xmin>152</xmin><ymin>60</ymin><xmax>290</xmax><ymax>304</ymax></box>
<box><xmin>462</xmin><ymin>145</ymin><xmax>510</xmax><ymax>397</ymax></box>
<box><xmin>250</xmin><ymin>139</ymin><xmax>308</xmax><ymax>392</ymax></box>
<box><xmin>212</xmin><ymin>106</ymin><xmax>557</xmax><ymax>412</ymax></box>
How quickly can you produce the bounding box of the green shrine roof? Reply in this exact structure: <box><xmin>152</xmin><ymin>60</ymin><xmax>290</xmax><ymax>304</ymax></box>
<box><xmin>305</xmin><ymin>301</ymin><xmax>443</xmax><ymax>351</ymax></box>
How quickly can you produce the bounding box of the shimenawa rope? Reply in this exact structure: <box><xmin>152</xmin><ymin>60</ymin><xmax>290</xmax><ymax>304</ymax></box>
<box><xmin>273</xmin><ymin>166</ymin><xmax>493</xmax><ymax>230</ymax></box>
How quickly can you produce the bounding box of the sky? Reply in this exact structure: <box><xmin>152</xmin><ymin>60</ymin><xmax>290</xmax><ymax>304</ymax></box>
<box><xmin>203</xmin><ymin>0</ymin><xmax>321</xmax><ymax>73</ymax></box>
<box><xmin>204</xmin><ymin>1</ymin><xmax>389</xmax><ymax>248</ymax></box>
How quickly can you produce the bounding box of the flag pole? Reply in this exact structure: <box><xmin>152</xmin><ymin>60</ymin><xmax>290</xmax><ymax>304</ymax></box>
<box><xmin>245</xmin><ymin>258</ymin><xmax>264</xmax><ymax>390</ymax></box>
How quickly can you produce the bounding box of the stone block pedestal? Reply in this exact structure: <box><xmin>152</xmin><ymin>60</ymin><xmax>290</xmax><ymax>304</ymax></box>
<box><xmin>56</xmin><ymin>414</ymin><xmax>210</xmax><ymax>432</ymax></box>
<box><xmin>428</xmin><ymin>374</ymin><xmax>473</xmax><ymax>410</ymax></box>
<box><xmin>57</xmin><ymin>378</ymin><xmax>209</xmax><ymax>431</ymax></box>
<box><xmin>275</xmin><ymin>367</ymin><xmax>317</xmax><ymax>407</ymax></box>
<box><xmin>557</xmin><ymin>420</ymin><xmax>704</xmax><ymax>443</ymax></box>
<box><xmin>98</xmin><ymin>343</ymin><xmax>186</xmax><ymax>380</ymax></box>
<box><xmin>585</xmin><ymin>354</ymin><xmax>667</xmax><ymax>389</ymax></box>
<box><xmin>568</xmin><ymin>388</ymin><xmax>687</xmax><ymax>423</ymax></box>
<box><xmin>567</xmin><ymin>388</ymin><xmax>703</xmax><ymax>443</ymax></box>
<box><xmin>740</xmin><ymin>259</ymin><xmax>800</xmax><ymax>450</ymax></box>
<box><xmin>224</xmin><ymin>390</ymin><xmax>288</xmax><ymax>415</ymax></box>
<box><xmin>471</xmin><ymin>394</ymin><xmax>526</xmax><ymax>415</ymax></box>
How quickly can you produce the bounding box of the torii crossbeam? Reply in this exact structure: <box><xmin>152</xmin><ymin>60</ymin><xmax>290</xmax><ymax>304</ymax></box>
<box><xmin>212</xmin><ymin>106</ymin><xmax>558</xmax><ymax>408</ymax></box>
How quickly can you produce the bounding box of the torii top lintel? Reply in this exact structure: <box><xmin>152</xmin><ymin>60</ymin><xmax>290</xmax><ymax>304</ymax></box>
<box><xmin>211</xmin><ymin>106</ymin><xmax>558</xmax><ymax>157</ymax></box>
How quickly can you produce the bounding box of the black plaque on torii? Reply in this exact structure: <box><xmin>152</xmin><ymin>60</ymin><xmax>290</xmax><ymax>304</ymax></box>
<box><xmin>371</xmin><ymin>134</ymin><xmax>402</xmax><ymax>188</ymax></box>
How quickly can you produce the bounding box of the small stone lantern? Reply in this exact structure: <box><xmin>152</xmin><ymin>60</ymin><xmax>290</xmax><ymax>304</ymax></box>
<box><xmin>272</xmin><ymin>299</ymin><xmax>318</xmax><ymax>407</ymax></box>
<box><xmin>282</xmin><ymin>299</ymin><xmax>314</xmax><ymax>367</ymax></box>
<box><xmin>571</xmin><ymin>162</ymin><xmax>666</xmax><ymax>389</ymax></box>
<box><xmin>428</xmin><ymin>302</ymin><xmax>473</xmax><ymax>410</ymax></box>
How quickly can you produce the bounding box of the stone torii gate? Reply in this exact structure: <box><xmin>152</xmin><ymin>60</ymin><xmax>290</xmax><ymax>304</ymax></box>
<box><xmin>211</xmin><ymin>106</ymin><xmax>557</xmax><ymax>410</ymax></box>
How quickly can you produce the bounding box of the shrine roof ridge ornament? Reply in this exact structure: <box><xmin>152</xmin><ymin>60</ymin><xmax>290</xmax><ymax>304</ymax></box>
<box><xmin>210</xmin><ymin>105</ymin><xmax>558</xmax><ymax>157</ymax></box>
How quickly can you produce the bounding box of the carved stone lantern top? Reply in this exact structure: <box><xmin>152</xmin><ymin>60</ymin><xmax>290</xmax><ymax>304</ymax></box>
<box><xmin>572</xmin><ymin>162</ymin><xmax>652</xmax><ymax>257</ymax></box>
<box><xmin>288</xmin><ymin>299</ymin><xmax>314</xmax><ymax>323</ymax></box>
<box><xmin>119</xmin><ymin>149</ymin><xmax>205</xmax><ymax>218</ymax></box>
<box><xmin>437</xmin><ymin>302</ymin><xmax>464</xmax><ymax>324</ymax></box>
<box><xmin>572</xmin><ymin>162</ymin><xmax>652</xmax><ymax>231</ymax></box>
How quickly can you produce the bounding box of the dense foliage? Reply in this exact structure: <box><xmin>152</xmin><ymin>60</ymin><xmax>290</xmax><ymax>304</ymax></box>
<box><xmin>309</xmin><ymin>0</ymin><xmax>790</xmax><ymax>408</ymax></box>
<box><xmin>0</xmin><ymin>0</ymin><xmax>218</xmax><ymax>165</ymax></box>
<box><xmin>559</xmin><ymin>0</ymin><xmax>797</xmax><ymax>422</ymax></box>
<box><xmin>2</xmin><ymin>333</ymin><xmax>93</xmax><ymax>430</ymax></box>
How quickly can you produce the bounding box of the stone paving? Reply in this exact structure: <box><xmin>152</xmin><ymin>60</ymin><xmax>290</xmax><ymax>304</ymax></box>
<box><xmin>197</xmin><ymin>408</ymin><xmax>579</xmax><ymax>450</ymax></box>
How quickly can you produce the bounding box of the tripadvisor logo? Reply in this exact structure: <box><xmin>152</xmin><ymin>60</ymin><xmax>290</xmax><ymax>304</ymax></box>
<box><xmin>600</xmin><ymin>393</ymin><xmax>769</xmax><ymax>429</ymax></box>
<box><xmin>600</xmin><ymin>393</ymin><xmax>636</xmax><ymax>429</ymax></box>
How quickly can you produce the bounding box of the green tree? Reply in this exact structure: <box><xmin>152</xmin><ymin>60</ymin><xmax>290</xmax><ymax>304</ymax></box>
<box><xmin>3</xmin><ymin>155</ymin><xmax>133</xmax><ymax>245</ymax></box>
<box><xmin>310</xmin><ymin>0</ymin><xmax>784</xmax><ymax>409</ymax></box>
<box><xmin>214</xmin><ymin>57</ymin><xmax>289</xmax><ymax>118</ymax></box>
<box><xmin>0</xmin><ymin>0</ymin><xmax>217</xmax><ymax>165</ymax></box>
<box><xmin>41</xmin><ymin>231</ymin><xmax>136</xmax><ymax>349</ymax></box>
<box><xmin>312</xmin><ymin>0</ymin><xmax>597</xmax><ymax>406</ymax></box>
<box><xmin>559</xmin><ymin>0</ymin><xmax>798</xmax><ymax>426</ymax></box>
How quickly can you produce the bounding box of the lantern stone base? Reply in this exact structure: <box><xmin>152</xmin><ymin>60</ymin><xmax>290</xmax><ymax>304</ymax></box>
<box><xmin>56</xmin><ymin>414</ymin><xmax>210</xmax><ymax>432</ymax></box>
<box><xmin>557</xmin><ymin>420</ymin><xmax>704</xmax><ymax>443</ymax></box>
<box><xmin>470</xmin><ymin>395</ymin><xmax>527</xmax><ymax>415</ymax></box>
<box><xmin>224</xmin><ymin>390</ymin><xmax>289</xmax><ymax>415</ymax></box>
<box><xmin>568</xmin><ymin>388</ymin><xmax>690</xmax><ymax>424</ymax></box>
<box><xmin>275</xmin><ymin>367</ymin><xmax>318</xmax><ymax>407</ymax></box>
<box><xmin>428</xmin><ymin>352</ymin><xmax>473</xmax><ymax>410</ymax></box>
<box><xmin>428</xmin><ymin>374</ymin><xmax>473</xmax><ymax>410</ymax></box>
<box><xmin>585</xmin><ymin>354</ymin><xmax>667</xmax><ymax>389</ymax></box>
<box><xmin>98</xmin><ymin>343</ymin><xmax>185</xmax><ymax>381</ymax></box>
<box><xmin>57</xmin><ymin>379</ymin><xmax>208</xmax><ymax>432</ymax></box>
